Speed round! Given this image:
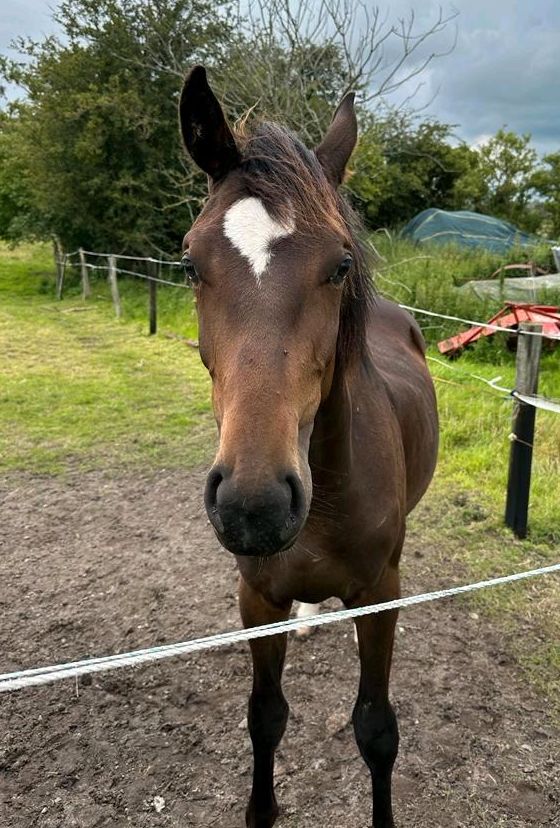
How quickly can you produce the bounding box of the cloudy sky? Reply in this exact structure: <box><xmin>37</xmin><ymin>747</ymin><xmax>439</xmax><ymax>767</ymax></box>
<box><xmin>1</xmin><ymin>0</ymin><xmax>559</xmax><ymax>155</ymax></box>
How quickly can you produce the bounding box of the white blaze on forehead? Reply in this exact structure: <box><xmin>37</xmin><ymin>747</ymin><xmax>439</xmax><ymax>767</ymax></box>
<box><xmin>223</xmin><ymin>196</ymin><xmax>295</xmax><ymax>284</ymax></box>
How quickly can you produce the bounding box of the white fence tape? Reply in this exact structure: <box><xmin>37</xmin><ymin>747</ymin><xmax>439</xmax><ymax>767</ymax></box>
<box><xmin>399</xmin><ymin>302</ymin><xmax>560</xmax><ymax>341</ymax></box>
<box><xmin>2</xmin><ymin>562</ymin><xmax>559</xmax><ymax>694</ymax></box>
<box><xmin>512</xmin><ymin>390</ymin><xmax>560</xmax><ymax>414</ymax></box>
<box><xmin>426</xmin><ymin>356</ymin><xmax>560</xmax><ymax>414</ymax></box>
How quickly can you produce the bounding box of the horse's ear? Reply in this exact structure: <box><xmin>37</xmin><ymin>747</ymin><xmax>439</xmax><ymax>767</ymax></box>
<box><xmin>179</xmin><ymin>65</ymin><xmax>240</xmax><ymax>183</ymax></box>
<box><xmin>315</xmin><ymin>92</ymin><xmax>357</xmax><ymax>187</ymax></box>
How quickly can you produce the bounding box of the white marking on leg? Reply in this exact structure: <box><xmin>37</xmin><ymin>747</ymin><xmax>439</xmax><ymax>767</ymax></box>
<box><xmin>295</xmin><ymin>602</ymin><xmax>320</xmax><ymax>639</ymax></box>
<box><xmin>223</xmin><ymin>196</ymin><xmax>295</xmax><ymax>285</ymax></box>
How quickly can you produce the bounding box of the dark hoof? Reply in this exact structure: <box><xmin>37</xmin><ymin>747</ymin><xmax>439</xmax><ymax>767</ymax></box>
<box><xmin>373</xmin><ymin>815</ymin><xmax>395</xmax><ymax>828</ymax></box>
<box><xmin>245</xmin><ymin>799</ymin><xmax>279</xmax><ymax>828</ymax></box>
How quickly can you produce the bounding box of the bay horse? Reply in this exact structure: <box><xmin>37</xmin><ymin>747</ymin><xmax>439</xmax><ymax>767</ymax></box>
<box><xmin>178</xmin><ymin>66</ymin><xmax>438</xmax><ymax>828</ymax></box>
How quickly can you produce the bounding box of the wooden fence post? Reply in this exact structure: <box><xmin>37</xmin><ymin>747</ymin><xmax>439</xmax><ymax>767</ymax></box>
<box><xmin>108</xmin><ymin>255</ymin><xmax>122</xmax><ymax>319</ymax></box>
<box><xmin>52</xmin><ymin>239</ymin><xmax>59</xmax><ymax>289</ymax></box>
<box><xmin>53</xmin><ymin>239</ymin><xmax>65</xmax><ymax>300</ymax></box>
<box><xmin>79</xmin><ymin>248</ymin><xmax>91</xmax><ymax>300</ymax></box>
<box><xmin>149</xmin><ymin>261</ymin><xmax>158</xmax><ymax>335</ymax></box>
<box><xmin>505</xmin><ymin>323</ymin><xmax>542</xmax><ymax>538</ymax></box>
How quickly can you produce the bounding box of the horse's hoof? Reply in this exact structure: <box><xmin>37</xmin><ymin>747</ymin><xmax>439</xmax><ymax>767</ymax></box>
<box><xmin>295</xmin><ymin>623</ymin><xmax>314</xmax><ymax>639</ymax></box>
<box><xmin>245</xmin><ymin>804</ymin><xmax>279</xmax><ymax>828</ymax></box>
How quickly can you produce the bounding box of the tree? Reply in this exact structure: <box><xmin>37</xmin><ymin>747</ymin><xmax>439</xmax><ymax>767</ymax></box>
<box><xmin>347</xmin><ymin>112</ymin><xmax>476</xmax><ymax>228</ymax></box>
<box><xmin>0</xmin><ymin>0</ymin><xmax>458</xmax><ymax>252</ymax></box>
<box><xmin>453</xmin><ymin>129</ymin><xmax>539</xmax><ymax>229</ymax></box>
<box><xmin>531</xmin><ymin>151</ymin><xmax>560</xmax><ymax>239</ymax></box>
<box><xmin>215</xmin><ymin>0</ymin><xmax>458</xmax><ymax>146</ymax></box>
<box><xmin>0</xmin><ymin>0</ymin><xmax>234</xmax><ymax>253</ymax></box>
<box><xmin>0</xmin><ymin>113</ymin><xmax>42</xmax><ymax>240</ymax></box>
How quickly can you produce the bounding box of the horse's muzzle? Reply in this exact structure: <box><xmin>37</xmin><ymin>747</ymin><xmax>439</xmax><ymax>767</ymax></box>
<box><xmin>204</xmin><ymin>465</ymin><xmax>308</xmax><ymax>556</ymax></box>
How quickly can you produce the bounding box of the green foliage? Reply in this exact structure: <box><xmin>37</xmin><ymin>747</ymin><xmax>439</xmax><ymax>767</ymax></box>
<box><xmin>372</xmin><ymin>233</ymin><xmax>557</xmax><ymax>346</ymax></box>
<box><xmin>0</xmin><ymin>115</ymin><xmax>39</xmax><ymax>240</ymax></box>
<box><xmin>0</xmin><ymin>0</ymin><xmax>357</xmax><ymax>254</ymax></box>
<box><xmin>344</xmin><ymin>129</ymin><xmax>389</xmax><ymax>225</ymax></box>
<box><xmin>0</xmin><ymin>0</ymin><xmax>558</xmax><ymax>252</ymax></box>
<box><xmin>454</xmin><ymin>129</ymin><xmax>540</xmax><ymax>230</ymax></box>
<box><xmin>347</xmin><ymin>113</ymin><xmax>477</xmax><ymax>229</ymax></box>
<box><xmin>220</xmin><ymin>39</ymin><xmax>348</xmax><ymax>147</ymax></box>
<box><xmin>531</xmin><ymin>151</ymin><xmax>560</xmax><ymax>239</ymax></box>
<box><xmin>0</xmin><ymin>0</ymin><xmax>235</xmax><ymax>254</ymax></box>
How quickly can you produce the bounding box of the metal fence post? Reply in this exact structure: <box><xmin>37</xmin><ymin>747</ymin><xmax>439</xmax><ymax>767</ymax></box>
<box><xmin>505</xmin><ymin>323</ymin><xmax>542</xmax><ymax>538</ymax></box>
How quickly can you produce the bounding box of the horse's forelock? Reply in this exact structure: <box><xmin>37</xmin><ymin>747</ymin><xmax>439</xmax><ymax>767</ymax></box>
<box><xmin>231</xmin><ymin>121</ymin><xmax>376</xmax><ymax>367</ymax></box>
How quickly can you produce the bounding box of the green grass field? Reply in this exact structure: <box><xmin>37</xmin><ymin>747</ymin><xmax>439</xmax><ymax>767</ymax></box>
<box><xmin>0</xmin><ymin>243</ymin><xmax>213</xmax><ymax>473</ymax></box>
<box><xmin>1</xmin><ymin>240</ymin><xmax>559</xmax><ymax>708</ymax></box>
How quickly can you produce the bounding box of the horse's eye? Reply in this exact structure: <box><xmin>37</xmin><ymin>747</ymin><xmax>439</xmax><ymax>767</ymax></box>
<box><xmin>181</xmin><ymin>254</ymin><xmax>200</xmax><ymax>286</ymax></box>
<box><xmin>329</xmin><ymin>254</ymin><xmax>353</xmax><ymax>285</ymax></box>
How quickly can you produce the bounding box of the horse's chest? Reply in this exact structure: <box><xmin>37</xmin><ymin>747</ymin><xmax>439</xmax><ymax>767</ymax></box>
<box><xmin>240</xmin><ymin>534</ymin><xmax>386</xmax><ymax>606</ymax></box>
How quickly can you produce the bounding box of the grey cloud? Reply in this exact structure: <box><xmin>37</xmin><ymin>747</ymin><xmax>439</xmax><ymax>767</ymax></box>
<box><xmin>389</xmin><ymin>0</ymin><xmax>560</xmax><ymax>154</ymax></box>
<box><xmin>0</xmin><ymin>0</ymin><xmax>56</xmax><ymax>50</ymax></box>
<box><xmin>1</xmin><ymin>0</ymin><xmax>559</xmax><ymax>155</ymax></box>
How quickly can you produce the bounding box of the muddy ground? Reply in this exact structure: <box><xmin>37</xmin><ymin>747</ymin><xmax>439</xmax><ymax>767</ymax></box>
<box><xmin>0</xmin><ymin>469</ymin><xmax>558</xmax><ymax>827</ymax></box>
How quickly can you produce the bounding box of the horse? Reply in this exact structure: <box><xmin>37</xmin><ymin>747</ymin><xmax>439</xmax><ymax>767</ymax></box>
<box><xmin>178</xmin><ymin>65</ymin><xmax>439</xmax><ymax>828</ymax></box>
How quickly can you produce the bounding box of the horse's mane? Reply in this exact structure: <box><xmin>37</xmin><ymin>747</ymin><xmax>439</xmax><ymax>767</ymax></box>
<box><xmin>233</xmin><ymin>121</ymin><xmax>376</xmax><ymax>368</ymax></box>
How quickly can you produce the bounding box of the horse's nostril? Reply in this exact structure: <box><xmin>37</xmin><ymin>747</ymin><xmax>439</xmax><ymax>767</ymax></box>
<box><xmin>204</xmin><ymin>467</ymin><xmax>225</xmax><ymax>532</ymax></box>
<box><xmin>205</xmin><ymin>466</ymin><xmax>308</xmax><ymax>556</ymax></box>
<box><xmin>285</xmin><ymin>473</ymin><xmax>305</xmax><ymax>523</ymax></box>
<box><xmin>206</xmin><ymin>468</ymin><xmax>223</xmax><ymax>505</ymax></box>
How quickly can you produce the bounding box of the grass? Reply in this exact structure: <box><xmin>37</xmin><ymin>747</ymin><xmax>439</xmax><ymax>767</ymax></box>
<box><xmin>372</xmin><ymin>236</ymin><xmax>560</xmax><ymax>714</ymax></box>
<box><xmin>372</xmin><ymin>233</ymin><xmax>559</xmax><ymax>347</ymax></box>
<box><xmin>1</xmin><ymin>239</ymin><xmax>559</xmax><ymax>711</ymax></box>
<box><xmin>407</xmin><ymin>482</ymin><xmax>560</xmax><ymax>713</ymax></box>
<box><xmin>0</xmin><ymin>243</ymin><xmax>213</xmax><ymax>474</ymax></box>
<box><xmin>428</xmin><ymin>348</ymin><xmax>560</xmax><ymax>544</ymax></box>
<box><xmin>368</xmin><ymin>234</ymin><xmax>560</xmax><ymax>542</ymax></box>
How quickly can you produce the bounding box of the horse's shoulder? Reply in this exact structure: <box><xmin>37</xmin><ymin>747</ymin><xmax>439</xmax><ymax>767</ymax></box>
<box><xmin>369</xmin><ymin>296</ymin><xmax>426</xmax><ymax>358</ymax></box>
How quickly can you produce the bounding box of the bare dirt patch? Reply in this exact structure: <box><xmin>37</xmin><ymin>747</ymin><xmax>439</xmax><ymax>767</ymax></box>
<box><xmin>1</xmin><ymin>470</ymin><xmax>558</xmax><ymax>827</ymax></box>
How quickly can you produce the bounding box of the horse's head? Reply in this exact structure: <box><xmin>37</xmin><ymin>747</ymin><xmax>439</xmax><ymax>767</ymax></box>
<box><xmin>179</xmin><ymin>66</ymin><xmax>370</xmax><ymax>557</ymax></box>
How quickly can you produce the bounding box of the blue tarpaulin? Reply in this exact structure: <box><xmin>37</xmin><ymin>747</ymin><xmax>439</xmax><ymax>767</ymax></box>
<box><xmin>401</xmin><ymin>209</ymin><xmax>540</xmax><ymax>253</ymax></box>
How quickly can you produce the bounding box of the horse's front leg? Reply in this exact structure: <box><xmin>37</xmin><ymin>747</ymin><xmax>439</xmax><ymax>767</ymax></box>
<box><xmin>239</xmin><ymin>577</ymin><xmax>292</xmax><ymax>828</ymax></box>
<box><xmin>346</xmin><ymin>564</ymin><xmax>400</xmax><ymax>828</ymax></box>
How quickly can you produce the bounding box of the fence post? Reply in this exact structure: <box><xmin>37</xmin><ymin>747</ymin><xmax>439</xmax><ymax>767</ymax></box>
<box><xmin>505</xmin><ymin>323</ymin><xmax>542</xmax><ymax>538</ymax></box>
<box><xmin>149</xmin><ymin>261</ymin><xmax>158</xmax><ymax>335</ymax></box>
<box><xmin>53</xmin><ymin>236</ymin><xmax>62</xmax><ymax>299</ymax></box>
<box><xmin>58</xmin><ymin>255</ymin><xmax>67</xmax><ymax>300</ymax></box>
<box><xmin>53</xmin><ymin>239</ymin><xmax>65</xmax><ymax>300</ymax></box>
<box><xmin>108</xmin><ymin>255</ymin><xmax>122</xmax><ymax>319</ymax></box>
<box><xmin>52</xmin><ymin>240</ymin><xmax>60</xmax><ymax>292</ymax></box>
<box><xmin>79</xmin><ymin>248</ymin><xmax>91</xmax><ymax>300</ymax></box>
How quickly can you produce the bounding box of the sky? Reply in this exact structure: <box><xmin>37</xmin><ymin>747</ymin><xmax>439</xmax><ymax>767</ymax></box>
<box><xmin>1</xmin><ymin>0</ymin><xmax>559</xmax><ymax>155</ymax></box>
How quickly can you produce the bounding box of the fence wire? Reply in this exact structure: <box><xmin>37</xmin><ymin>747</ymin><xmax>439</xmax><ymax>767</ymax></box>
<box><xmin>2</xmin><ymin>562</ymin><xmax>559</xmax><ymax>693</ymax></box>
<box><xmin>59</xmin><ymin>249</ymin><xmax>560</xmax><ymax>412</ymax></box>
<box><xmin>426</xmin><ymin>356</ymin><xmax>560</xmax><ymax>414</ymax></box>
<box><xmin>7</xmin><ymin>247</ymin><xmax>555</xmax><ymax>696</ymax></box>
<box><xmin>61</xmin><ymin>248</ymin><xmax>560</xmax><ymax>340</ymax></box>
